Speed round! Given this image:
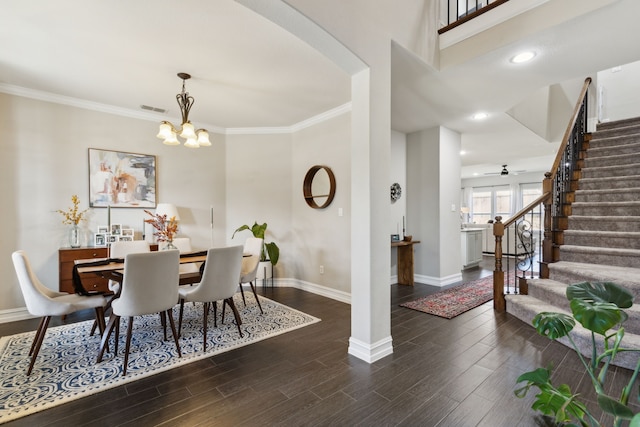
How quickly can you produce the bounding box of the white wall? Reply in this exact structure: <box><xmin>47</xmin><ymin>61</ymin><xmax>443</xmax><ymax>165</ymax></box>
<box><xmin>291</xmin><ymin>113</ymin><xmax>351</xmax><ymax>294</ymax></box>
<box><xmin>0</xmin><ymin>93</ymin><xmax>226</xmax><ymax>312</ymax></box>
<box><xmin>598</xmin><ymin>60</ymin><xmax>640</xmax><ymax>123</ymax></box>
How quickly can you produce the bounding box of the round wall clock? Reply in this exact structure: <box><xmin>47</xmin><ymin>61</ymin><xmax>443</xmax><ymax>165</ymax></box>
<box><xmin>390</xmin><ymin>182</ymin><xmax>402</xmax><ymax>202</ymax></box>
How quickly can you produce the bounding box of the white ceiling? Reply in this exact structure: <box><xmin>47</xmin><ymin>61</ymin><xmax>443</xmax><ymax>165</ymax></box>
<box><xmin>2</xmin><ymin>0</ymin><xmax>640</xmax><ymax>179</ymax></box>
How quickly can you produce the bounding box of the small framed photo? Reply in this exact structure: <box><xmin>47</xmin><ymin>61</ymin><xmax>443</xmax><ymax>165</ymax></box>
<box><xmin>110</xmin><ymin>224</ymin><xmax>122</xmax><ymax>236</ymax></box>
<box><xmin>108</xmin><ymin>234</ymin><xmax>118</xmax><ymax>244</ymax></box>
<box><xmin>95</xmin><ymin>233</ymin><xmax>107</xmax><ymax>247</ymax></box>
<box><xmin>119</xmin><ymin>235</ymin><xmax>133</xmax><ymax>242</ymax></box>
<box><xmin>391</xmin><ymin>234</ymin><xmax>400</xmax><ymax>242</ymax></box>
<box><xmin>121</xmin><ymin>228</ymin><xmax>134</xmax><ymax>237</ymax></box>
<box><xmin>97</xmin><ymin>225</ymin><xmax>109</xmax><ymax>234</ymax></box>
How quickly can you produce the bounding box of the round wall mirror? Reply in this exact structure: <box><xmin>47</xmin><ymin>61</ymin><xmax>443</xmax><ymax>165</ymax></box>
<box><xmin>303</xmin><ymin>165</ymin><xmax>336</xmax><ymax>209</ymax></box>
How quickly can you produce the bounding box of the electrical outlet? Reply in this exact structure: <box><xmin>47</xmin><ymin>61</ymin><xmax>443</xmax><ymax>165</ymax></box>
<box><xmin>320</xmin><ymin>265</ymin><xmax>324</xmax><ymax>274</ymax></box>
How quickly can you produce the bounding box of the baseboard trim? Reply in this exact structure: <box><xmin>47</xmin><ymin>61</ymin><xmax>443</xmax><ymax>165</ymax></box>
<box><xmin>0</xmin><ymin>307</ymin><xmax>34</xmax><ymax>324</ymax></box>
<box><xmin>414</xmin><ymin>272</ymin><xmax>462</xmax><ymax>287</ymax></box>
<box><xmin>348</xmin><ymin>336</ymin><xmax>393</xmax><ymax>363</ymax></box>
<box><xmin>257</xmin><ymin>278</ymin><xmax>351</xmax><ymax>304</ymax></box>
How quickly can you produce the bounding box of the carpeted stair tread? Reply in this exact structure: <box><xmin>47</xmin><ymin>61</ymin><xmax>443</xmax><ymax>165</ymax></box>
<box><xmin>506</xmin><ymin>294</ymin><xmax>640</xmax><ymax>370</ymax></box>
<box><xmin>578</xmin><ymin>175</ymin><xmax>640</xmax><ymax>190</ymax></box>
<box><xmin>563</xmin><ymin>229</ymin><xmax>640</xmax><ymax>249</ymax></box>
<box><xmin>581</xmin><ymin>163</ymin><xmax>640</xmax><ymax>179</ymax></box>
<box><xmin>568</xmin><ymin>215</ymin><xmax>640</xmax><ymax>232</ymax></box>
<box><xmin>575</xmin><ymin>188</ymin><xmax>640</xmax><ymax>203</ymax></box>
<box><xmin>584</xmin><ymin>152</ymin><xmax>640</xmax><ymax>167</ymax></box>
<box><xmin>596</xmin><ymin>117</ymin><xmax>640</xmax><ymax>130</ymax></box>
<box><xmin>547</xmin><ymin>261</ymin><xmax>640</xmax><ymax>293</ymax></box>
<box><xmin>559</xmin><ymin>245</ymin><xmax>640</xmax><ymax>268</ymax></box>
<box><xmin>527</xmin><ymin>278</ymin><xmax>640</xmax><ymax>335</ymax></box>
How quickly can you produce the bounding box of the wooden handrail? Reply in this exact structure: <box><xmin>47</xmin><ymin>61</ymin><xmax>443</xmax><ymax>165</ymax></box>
<box><xmin>548</xmin><ymin>77</ymin><xmax>592</xmax><ymax>182</ymax></box>
<box><xmin>502</xmin><ymin>192</ymin><xmax>551</xmax><ymax>228</ymax></box>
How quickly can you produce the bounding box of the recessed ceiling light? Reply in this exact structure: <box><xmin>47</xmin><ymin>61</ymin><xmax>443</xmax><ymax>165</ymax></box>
<box><xmin>511</xmin><ymin>51</ymin><xmax>536</xmax><ymax>63</ymax></box>
<box><xmin>472</xmin><ymin>112</ymin><xmax>488</xmax><ymax>120</ymax></box>
<box><xmin>460</xmin><ymin>150</ymin><xmax>466</xmax><ymax>155</ymax></box>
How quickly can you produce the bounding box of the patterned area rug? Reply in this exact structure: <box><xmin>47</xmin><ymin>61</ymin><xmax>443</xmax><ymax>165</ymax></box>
<box><xmin>0</xmin><ymin>294</ymin><xmax>320</xmax><ymax>423</ymax></box>
<box><xmin>400</xmin><ymin>276</ymin><xmax>493</xmax><ymax>319</ymax></box>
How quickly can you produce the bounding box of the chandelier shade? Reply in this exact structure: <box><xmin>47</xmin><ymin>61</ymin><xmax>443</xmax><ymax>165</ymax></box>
<box><xmin>156</xmin><ymin>73</ymin><xmax>210</xmax><ymax>148</ymax></box>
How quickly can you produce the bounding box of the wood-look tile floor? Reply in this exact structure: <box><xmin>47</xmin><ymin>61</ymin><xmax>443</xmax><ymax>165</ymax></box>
<box><xmin>2</xmin><ymin>257</ymin><xmax>637</xmax><ymax>426</ymax></box>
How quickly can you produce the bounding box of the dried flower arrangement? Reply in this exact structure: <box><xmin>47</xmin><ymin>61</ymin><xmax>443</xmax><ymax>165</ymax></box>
<box><xmin>57</xmin><ymin>195</ymin><xmax>88</xmax><ymax>225</ymax></box>
<box><xmin>144</xmin><ymin>209</ymin><xmax>178</xmax><ymax>242</ymax></box>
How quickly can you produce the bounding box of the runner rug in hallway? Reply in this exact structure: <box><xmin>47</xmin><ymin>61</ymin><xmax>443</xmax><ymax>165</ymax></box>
<box><xmin>400</xmin><ymin>275</ymin><xmax>493</xmax><ymax>319</ymax></box>
<box><xmin>0</xmin><ymin>294</ymin><xmax>320</xmax><ymax>424</ymax></box>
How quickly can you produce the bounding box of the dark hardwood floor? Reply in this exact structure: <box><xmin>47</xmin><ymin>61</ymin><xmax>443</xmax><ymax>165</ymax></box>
<box><xmin>2</xmin><ymin>256</ymin><xmax>636</xmax><ymax>426</ymax></box>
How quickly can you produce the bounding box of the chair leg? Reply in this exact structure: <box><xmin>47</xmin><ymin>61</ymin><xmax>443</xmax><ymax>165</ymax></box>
<box><xmin>213</xmin><ymin>301</ymin><xmax>218</xmax><ymax>328</ymax></box>
<box><xmin>202</xmin><ymin>302</ymin><xmax>209</xmax><ymax>352</ymax></box>
<box><xmin>249</xmin><ymin>280</ymin><xmax>263</xmax><ymax>314</ymax></box>
<box><xmin>178</xmin><ymin>299</ymin><xmax>185</xmax><ymax>338</ymax></box>
<box><xmin>224</xmin><ymin>298</ymin><xmax>244</xmax><ymax>338</ymax></box>
<box><xmin>221</xmin><ymin>299</ymin><xmax>226</xmax><ymax>324</ymax></box>
<box><xmin>166</xmin><ymin>309</ymin><xmax>182</xmax><ymax>358</ymax></box>
<box><xmin>160</xmin><ymin>311</ymin><xmax>167</xmax><ymax>341</ymax></box>
<box><xmin>239</xmin><ymin>283</ymin><xmax>247</xmax><ymax>306</ymax></box>
<box><xmin>122</xmin><ymin>317</ymin><xmax>134</xmax><ymax>376</ymax></box>
<box><xmin>27</xmin><ymin>316</ymin><xmax>51</xmax><ymax>376</ymax></box>
<box><xmin>97</xmin><ymin>314</ymin><xmax>119</xmax><ymax>363</ymax></box>
<box><xmin>29</xmin><ymin>317</ymin><xmax>46</xmax><ymax>356</ymax></box>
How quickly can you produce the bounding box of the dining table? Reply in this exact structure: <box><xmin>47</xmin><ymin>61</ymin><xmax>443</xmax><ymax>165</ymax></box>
<box><xmin>73</xmin><ymin>251</ymin><xmax>209</xmax><ymax>294</ymax></box>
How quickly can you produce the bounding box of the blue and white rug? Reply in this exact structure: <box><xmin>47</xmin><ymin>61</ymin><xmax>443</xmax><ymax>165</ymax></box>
<box><xmin>0</xmin><ymin>294</ymin><xmax>320</xmax><ymax>423</ymax></box>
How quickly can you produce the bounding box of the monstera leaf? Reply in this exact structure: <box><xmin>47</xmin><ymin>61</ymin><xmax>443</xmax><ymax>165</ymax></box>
<box><xmin>532</xmin><ymin>312</ymin><xmax>575</xmax><ymax>339</ymax></box>
<box><xmin>566</xmin><ymin>282</ymin><xmax>633</xmax><ymax>309</ymax></box>
<box><xmin>570</xmin><ymin>299</ymin><xmax>626</xmax><ymax>336</ymax></box>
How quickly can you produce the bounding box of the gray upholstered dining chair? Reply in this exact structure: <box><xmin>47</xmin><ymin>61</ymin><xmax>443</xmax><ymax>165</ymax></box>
<box><xmin>177</xmin><ymin>245</ymin><xmax>244</xmax><ymax>351</ymax></box>
<box><xmin>96</xmin><ymin>250</ymin><xmax>180</xmax><ymax>376</ymax></box>
<box><xmin>238</xmin><ymin>237</ymin><xmax>263</xmax><ymax>314</ymax></box>
<box><xmin>12</xmin><ymin>250</ymin><xmax>108</xmax><ymax>376</ymax></box>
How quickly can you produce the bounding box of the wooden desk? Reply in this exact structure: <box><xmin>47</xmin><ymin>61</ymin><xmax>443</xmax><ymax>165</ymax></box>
<box><xmin>392</xmin><ymin>240</ymin><xmax>420</xmax><ymax>286</ymax></box>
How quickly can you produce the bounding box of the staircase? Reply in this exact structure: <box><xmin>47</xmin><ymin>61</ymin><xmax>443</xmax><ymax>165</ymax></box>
<box><xmin>506</xmin><ymin>116</ymin><xmax>640</xmax><ymax>370</ymax></box>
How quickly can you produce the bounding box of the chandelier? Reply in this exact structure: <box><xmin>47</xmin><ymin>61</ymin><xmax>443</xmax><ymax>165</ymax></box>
<box><xmin>156</xmin><ymin>72</ymin><xmax>211</xmax><ymax>148</ymax></box>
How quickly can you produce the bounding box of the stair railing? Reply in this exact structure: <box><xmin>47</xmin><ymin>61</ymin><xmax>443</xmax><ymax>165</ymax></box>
<box><xmin>493</xmin><ymin>77</ymin><xmax>592</xmax><ymax>311</ymax></box>
<box><xmin>439</xmin><ymin>0</ymin><xmax>509</xmax><ymax>33</ymax></box>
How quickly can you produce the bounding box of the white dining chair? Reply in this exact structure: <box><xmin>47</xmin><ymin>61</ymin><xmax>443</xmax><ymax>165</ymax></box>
<box><xmin>12</xmin><ymin>250</ymin><xmax>108</xmax><ymax>375</ymax></box>
<box><xmin>87</xmin><ymin>240</ymin><xmax>151</xmax><ymax>337</ymax></box>
<box><xmin>178</xmin><ymin>245</ymin><xmax>244</xmax><ymax>351</ymax></box>
<box><xmin>160</xmin><ymin>237</ymin><xmax>199</xmax><ymax>274</ymax></box>
<box><xmin>108</xmin><ymin>240</ymin><xmax>151</xmax><ymax>293</ymax></box>
<box><xmin>96</xmin><ymin>250</ymin><xmax>181</xmax><ymax>376</ymax></box>
<box><xmin>238</xmin><ymin>237</ymin><xmax>264</xmax><ymax>314</ymax></box>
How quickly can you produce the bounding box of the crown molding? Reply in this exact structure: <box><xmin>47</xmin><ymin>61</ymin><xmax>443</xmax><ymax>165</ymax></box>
<box><xmin>0</xmin><ymin>82</ymin><xmax>351</xmax><ymax>136</ymax></box>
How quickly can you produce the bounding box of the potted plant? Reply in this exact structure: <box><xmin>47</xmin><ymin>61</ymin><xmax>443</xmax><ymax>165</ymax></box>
<box><xmin>232</xmin><ymin>222</ymin><xmax>279</xmax><ymax>266</ymax></box>
<box><xmin>515</xmin><ymin>281</ymin><xmax>640</xmax><ymax>426</ymax></box>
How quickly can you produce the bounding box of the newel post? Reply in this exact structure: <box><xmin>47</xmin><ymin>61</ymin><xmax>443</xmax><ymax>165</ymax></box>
<box><xmin>493</xmin><ymin>216</ymin><xmax>505</xmax><ymax>312</ymax></box>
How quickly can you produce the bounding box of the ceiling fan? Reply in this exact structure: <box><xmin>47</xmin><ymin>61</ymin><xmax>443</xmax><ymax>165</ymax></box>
<box><xmin>484</xmin><ymin>164</ymin><xmax>526</xmax><ymax>177</ymax></box>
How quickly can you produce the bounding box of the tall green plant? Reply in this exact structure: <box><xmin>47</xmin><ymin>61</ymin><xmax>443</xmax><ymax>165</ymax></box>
<box><xmin>515</xmin><ymin>282</ymin><xmax>640</xmax><ymax>426</ymax></box>
<box><xmin>232</xmin><ymin>221</ymin><xmax>279</xmax><ymax>265</ymax></box>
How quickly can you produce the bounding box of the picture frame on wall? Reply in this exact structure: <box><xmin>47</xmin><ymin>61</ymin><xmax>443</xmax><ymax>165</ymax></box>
<box><xmin>110</xmin><ymin>224</ymin><xmax>122</xmax><ymax>236</ymax></box>
<box><xmin>97</xmin><ymin>225</ymin><xmax>109</xmax><ymax>234</ymax></box>
<box><xmin>88</xmin><ymin>148</ymin><xmax>157</xmax><ymax>208</ymax></box>
<box><xmin>119</xmin><ymin>235</ymin><xmax>133</xmax><ymax>242</ymax></box>
<box><xmin>108</xmin><ymin>234</ymin><xmax>118</xmax><ymax>244</ymax></box>
<box><xmin>94</xmin><ymin>233</ymin><xmax>107</xmax><ymax>247</ymax></box>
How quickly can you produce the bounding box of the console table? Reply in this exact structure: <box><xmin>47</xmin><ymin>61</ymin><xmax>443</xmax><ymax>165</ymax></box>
<box><xmin>392</xmin><ymin>240</ymin><xmax>420</xmax><ymax>285</ymax></box>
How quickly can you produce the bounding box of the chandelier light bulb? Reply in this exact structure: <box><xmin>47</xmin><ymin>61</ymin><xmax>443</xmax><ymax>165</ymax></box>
<box><xmin>157</xmin><ymin>73</ymin><xmax>210</xmax><ymax>148</ymax></box>
<box><xmin>196</xmin><ymin>129</ymin><xmax>211</xmax><ymax>146</ymax></box>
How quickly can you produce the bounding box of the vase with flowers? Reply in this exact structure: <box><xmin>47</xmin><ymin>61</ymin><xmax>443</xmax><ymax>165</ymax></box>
<box><xmin>144</xmin><ymin>209</ymin><xmax>179</xmax><ymax>249</ymax></box>
<box><xmin>57</xmin><ymin>195</ymin><xmax>88</xmax><ymax>248</ymax></box>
